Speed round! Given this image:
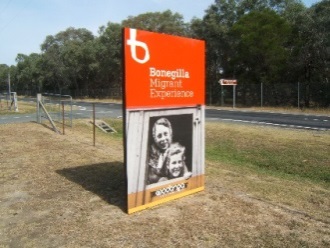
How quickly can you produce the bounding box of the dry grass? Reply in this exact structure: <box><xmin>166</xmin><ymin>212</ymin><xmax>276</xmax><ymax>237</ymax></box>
<box><xmin>0</xmin><ymin>101</ymin><xmax>36</xmax><ymax>115</ymax></box>
<box><xmin>0</xmin><ymin>121</ymin><xmax>329</xmax><ymax>247</ymax></box>
<box><xmin>73</xmin><ymin>97</ymin><xmax>122</xmax><ymax>104</ymax></box>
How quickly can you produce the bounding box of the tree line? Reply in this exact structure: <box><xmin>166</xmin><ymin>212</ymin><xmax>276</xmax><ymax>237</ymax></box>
<box><xmin>0</xmin><ymin>0</ymin><xmax>329</xmax><ymax>107</ymax></box>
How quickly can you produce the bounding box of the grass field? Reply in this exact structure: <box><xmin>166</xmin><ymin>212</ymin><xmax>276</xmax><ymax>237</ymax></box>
<box><xmin>0</xmin><ymin>101</ymin><xmax>36</xmax><ymax>115</ymax></box>
<box><xmin>0</xmin><ymin>116</ymin><xmax>329</xmax><ymax>247</ymax></box>
<box><xmin>206</xmin><ymin>122</ymin><xmax>330</xmax><ymax>185</ymax></box>
<box><xmin>205</xmin><ymin>122</ymin><xmax>330</xmax><ymax>220</ymax></box>
<box><xmin>207</xmin><ymin>104</ymin><xmax>330</xmax><ymax>116</ymax></box>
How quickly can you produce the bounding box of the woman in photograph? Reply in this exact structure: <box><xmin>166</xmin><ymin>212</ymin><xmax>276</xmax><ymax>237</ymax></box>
<box><xmin>147</xmin><ymin>117</ymin><xmax>173</xmax><ymax>184</ymax></box>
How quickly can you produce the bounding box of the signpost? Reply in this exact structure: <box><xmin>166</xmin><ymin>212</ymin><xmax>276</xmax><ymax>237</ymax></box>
<box><xmin>123</xmin><ymin>28</ymin><xmax>205</xmax><ymax>214</ymax></box>
<box><xmin>219</xmin><ymin>79</ymin><xmax>238</xmax><ymax>108</ymax></box>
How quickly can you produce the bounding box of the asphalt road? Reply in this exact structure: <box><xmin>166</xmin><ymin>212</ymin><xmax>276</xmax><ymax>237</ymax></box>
<box><xmin>1</xmin><ymin>100</ymin><xmax>329</xmax><ymax>131</ymax></box>
<box><xmin>207</xmin><ymin>108</ymin><xmax>330</xmax><ymax>131</ymax></box>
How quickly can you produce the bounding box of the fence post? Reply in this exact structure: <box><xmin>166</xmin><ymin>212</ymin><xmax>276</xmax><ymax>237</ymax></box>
<box><xmin>70</xmin><ymin>96</ymin><xmax>73</xmax><ymax>127</ymax></box>
<box><xmin>233</xmin><ymin>85</ymin><xmax>236</xmax><ymax>108</ymax></box>
<box><xmin>12</xmin><ymin>92</ymin><xmax>18</xmax><ymax>112</ymax></box>
<box><xmin>298</xmin><ymin>82</ymin><xmax>300</xmax><ymax>109</ymax></box>
<box><xmin>37</xmin><ymin>93</ymin><xmax>41</xmax><ymax>123</ymax></box>
<box><xmin>8</xmin><ymin>73</ymin><xmax>11</xmax><ymax>103</ymax></box>
<box><xmin>62</xmin><ymin>102</ymin><xmax>65</xmax><ymax>135</ymax></box>
<box><xmin>37</xmin><ymin>93</ymin><xmax>60</xmax><ymax>134</ymax></box>
<box><xmin>93</xmin><ymin>103</ymin><xmax>96</xmax><ymax>146</ymax></box>
<box><xmin>261</xmin><ymin>83</ymin><xmax>263</xmax><ymax>107</ymax></box>
<box><xmin>221</xmin><ymin>85</ymin><xmax>224</xmax><ymax>106</ymax></box>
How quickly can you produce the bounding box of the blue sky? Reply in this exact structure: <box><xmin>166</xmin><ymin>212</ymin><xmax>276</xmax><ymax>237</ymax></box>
<box><xmin>0</xmin><ymin>0</ymin><xmax>320</xmax><ymax>66</ymax></box>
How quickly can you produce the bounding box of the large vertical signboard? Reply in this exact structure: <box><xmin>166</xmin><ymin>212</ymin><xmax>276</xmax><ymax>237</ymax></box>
<box><xmin>123</xmin><ymin>28</ymin><xmax>205</xmax><ymax>214</ymax></box>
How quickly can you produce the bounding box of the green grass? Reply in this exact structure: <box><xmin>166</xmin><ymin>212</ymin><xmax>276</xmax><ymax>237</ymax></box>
<box><xmin>210</xmin><ymin>105</ymin><xmax>330</xmax><ymax>115</ymax></box>
<box><xmin>103</xmin><ymin>118</ymin><xmax>124</xmax><ymax>137</ymax></box>
<box><xmin>206</xmin><ymin>122</ymin><xmax>330</xmax><ymax>186</ymax></box>
<box><xmin>0</xmin><ymin>99</ymin><xmax>76</xmax><ymax>115</ymax></box>
<box><xmin>95</xmin><ymin>119</ymin><xmax>330</xmax><ymax>186</ymax></box>
<box><xmin>97</xmin><ymin>118</ymin><xmax>329</xmax><ymax>186</ymax></box>
<box><xmin>0</xmin><ymin>101</ymin><xmax>36</xmax><ymax>115</ymax></box>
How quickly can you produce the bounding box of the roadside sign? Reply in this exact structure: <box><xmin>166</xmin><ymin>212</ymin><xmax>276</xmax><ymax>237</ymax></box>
<box><xmin>219</xmin><ymin>79</ymin><xmax>237</xmax><ymax>85</ymax></box>
<box><xmin>219</xmin><ymin>79</ymin><xmax>237</xmax><ymax>108</ymax></box>
<box><xmin>123</xmin><ymin>28</ymin><xmax>205</xmax><ymax>214</ymax></box>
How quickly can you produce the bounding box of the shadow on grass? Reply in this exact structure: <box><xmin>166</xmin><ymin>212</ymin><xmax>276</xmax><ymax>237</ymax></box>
<box><xmin>56</xmin><ymin>162</ymin><xmax>126</xmax><ymax>212</ymax></box>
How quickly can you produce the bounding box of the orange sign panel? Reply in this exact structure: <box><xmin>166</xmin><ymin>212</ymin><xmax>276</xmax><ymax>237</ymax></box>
<box><xmin>124</xmin><ymin>28</ymin><xmax>205</xmax><ymax>109</ymax></box>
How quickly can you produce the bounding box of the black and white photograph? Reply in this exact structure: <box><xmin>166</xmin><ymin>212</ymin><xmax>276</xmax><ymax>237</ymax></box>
<box><xmin>125</xmin><ymin>106</ymin><xmax>205</xmax><ymax>204</ymax></box>
<box><xmin>146</xmin><ymin>114</ymin><xmax>193</xmax><ymax>185</ymax></box>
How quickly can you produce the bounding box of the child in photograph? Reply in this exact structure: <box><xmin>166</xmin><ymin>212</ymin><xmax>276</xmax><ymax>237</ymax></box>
<box><xmin>159</xmin><ymin>142</ymin><xmax>192</xmax><ymax>182</ymax></box>
<box><xmin>147</xmin><ymin>117</ymin><xmax>173</xmax><ymax>184</ymax></box>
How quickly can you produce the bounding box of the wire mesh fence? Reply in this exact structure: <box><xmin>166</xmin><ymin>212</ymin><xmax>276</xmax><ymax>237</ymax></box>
<box><xmin>37</xmin><ymin>93</ymin><xmax>73</xmax><ymax>132</ymax></box>
<box><xmin>217</xmin><ymin>83</ymin><xmax>300</xmax><ymax>107</ymax></box>
<box><xmin>211</xmin><ymin>82</ymin><xmax>330</xmax><ymax>108</ymax></box>
<box><xmin>0</xmin><ymin>91</ymin><xmax>19</xmax><ymax>111</ymax></box>
<box><xmin>16</xmin><ymin>81</ymin><xmax>330</xmax><ymax>108</ymax></box>
<box><xmin>0</xmin><ymin>92</ymin><xmax>10</xmax><ymax>110</ymax></box>
<box><xmin>36</xmin><ymin>93</ymin><xmax>122</xmax><ymax>146</ymax></box>
<box><xmin>18</xmin><ymin>88</ymin><xmax>122</xmax><ymax>100</ymax></box>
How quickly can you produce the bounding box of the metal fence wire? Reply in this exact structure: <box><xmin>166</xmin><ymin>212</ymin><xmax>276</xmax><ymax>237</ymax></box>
<box><xmin>17</xmin><ymin>82</ymin><xmax>330</xmax><ymax>108</ymax></box>
<box><xmin>39</xmin><ymin>93</ymin><xmax>73</xmax><ymax>128</ymax></box>
<box><xmin>216</xmin><ymin>82</ymin><xmax>330</xmax><ymax>108</ymax></box>
<box><xmin>0</xmin><ymin>92</ymin><xmax>12</xmax><ymax>110</ymax></box>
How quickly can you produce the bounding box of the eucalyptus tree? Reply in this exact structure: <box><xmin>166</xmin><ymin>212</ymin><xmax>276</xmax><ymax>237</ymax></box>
<box><xmin>94</xmin><ymin>22</ymin><xmax>123</xmax><ymax>92</ymax></box>
<box><xmin>230</xmin><ymin>9</ymin><xmax>291</xmax><ymax>105</ymax></box>
<box><xmin>190</xmin><ymin>0</ymin><xmax>302</xmax><ymax>105</ymax></box>
<box><xmin>305</xmin><ymin>0</ymin><xmax>330</xmax><ymax>107</ymax></box>
<box><xmin>15</xmin><ymin>53</ymin><xmax>42</xmax><ymax>94</ymax></box>
<box><xmin>0</xmin><ymin>64</ymin><xmax>10</xmax><ymax>92</ymax></box>
<box><xmin>283</xmin><ymin>0</ymin><xmax>330</xmax><ymax>107</ymax></box>
<box><xmin>91</xmin><ymin>10</ymin><xmax>189</xmax><ymax>96</ymax></box>
<box><xmin>190</xmin><ymin>0</ymin><xmax>244</xmax><ymax>104</ymax></box>
<box><xmin>122</xmin><ymin>10</ymin><xmax>188</xmax><ymax>36</ymax></box>
<box><xmin>313</xmin><ymin>0</ymin><xmax>330</xmax><ymax>98</ymax></box>
<box><xmin>40</xmin><ymin>27</ymin><xmax>96</xmax><ymax>94</ymax></box>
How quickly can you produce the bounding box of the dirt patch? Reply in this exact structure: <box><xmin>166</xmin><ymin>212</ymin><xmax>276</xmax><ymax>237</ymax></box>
<box><xmin>1</xmin><ymin>122</ymin><xmax>329</xmax><ymax>247</ymax></box>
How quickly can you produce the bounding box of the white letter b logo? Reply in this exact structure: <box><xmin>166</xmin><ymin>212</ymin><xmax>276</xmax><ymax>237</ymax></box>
<box><xmin>127</xmin><ymin>29</ymin><xmax>150</xmax><ymax>64</ymax></box>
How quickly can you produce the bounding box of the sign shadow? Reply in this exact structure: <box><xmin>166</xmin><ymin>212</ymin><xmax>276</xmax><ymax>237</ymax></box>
<box><xmin>56</xmin><ymin>162</ymin><xmax>126</xmax><ymax>212</ymax></box>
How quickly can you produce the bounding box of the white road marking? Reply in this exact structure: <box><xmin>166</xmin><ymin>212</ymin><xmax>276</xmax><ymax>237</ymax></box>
<box><xmin>96</xmin><ymin>111</ymin><xmax>113</xmax><ymax>114</ymax></box>
<box><xmin>217</xmin><ymin>118</ymin><xmax>329</xmax><ymax>131</ymax></box>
